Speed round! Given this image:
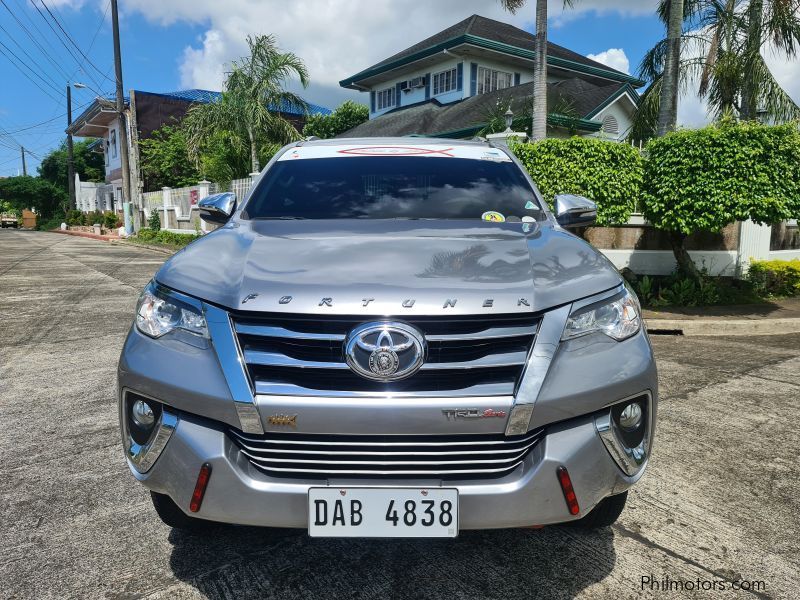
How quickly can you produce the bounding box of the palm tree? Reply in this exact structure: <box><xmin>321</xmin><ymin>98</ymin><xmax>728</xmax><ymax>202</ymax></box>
<box><xmin>634</xmin><ymin>0</ymin><xmax>800</xmax><ymax>139</ymax></box>
<box><xmin>184</xmin><ymin>35</ymin><xmax>310</xmax><ymax>174</ymax></box>
<box><xmin>658</xmin><ymin>0</ymin><xmax>685</xmax><ymax>135</ymax></box>
<box><xmin>498</xmin><ymin>1</ymin><xmax>575</xmax><ymax>140</ymax></box>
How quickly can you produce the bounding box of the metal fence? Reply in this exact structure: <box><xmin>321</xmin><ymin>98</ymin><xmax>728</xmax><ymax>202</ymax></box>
<box><xmin>213</xmin><ymin>177</ymin><xmax>255</xmax><ymax>200</ymax></box>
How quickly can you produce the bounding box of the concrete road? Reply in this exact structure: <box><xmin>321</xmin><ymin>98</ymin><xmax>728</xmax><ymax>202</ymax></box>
<box><xmin>1</xmin><ymin>229</ymin><xmax>798</xmax><ymax>600</ymax></box>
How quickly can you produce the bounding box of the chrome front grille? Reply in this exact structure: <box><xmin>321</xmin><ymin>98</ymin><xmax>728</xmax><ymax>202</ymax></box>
<box><xmin>229</xmin><ymin>428</ymin><xmax>545</xmax><ymax>479</ymax></box>
<box><xmin>230</xmin><ymin>313</ymin><xmax>539</xmax><ymax>397</ymax></box>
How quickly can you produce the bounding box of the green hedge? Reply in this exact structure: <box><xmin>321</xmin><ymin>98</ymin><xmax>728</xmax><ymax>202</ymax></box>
<box><xmin>748</xmin><ymin>259</ymin><xmax>800</xmax><ymax>297</ymax></box>
<box><xmin>511</xmin><ymin>137</ymin><xmax>643</xmax><ymax>225</ymax></box>
<box><xmin>136</xmin><ymin>228</ymin><xmax>200</xmax><ymax>248</ymax></box>
<box><xmin>642</xmin><ymin>120</ymin><xmax>800</xmax><ymax>235</ymax></box>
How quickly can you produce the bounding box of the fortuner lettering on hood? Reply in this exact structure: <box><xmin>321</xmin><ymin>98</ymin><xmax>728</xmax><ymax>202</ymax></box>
<box><xmin>118</xmin><ymin>138</ymin><xmax>657</xmax><ymax>537</ymax></box>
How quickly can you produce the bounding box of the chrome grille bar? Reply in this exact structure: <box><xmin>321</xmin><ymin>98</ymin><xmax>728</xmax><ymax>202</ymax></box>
<box><xmin>228</xmin><ymin>428</ymin><xmax>545</xmax><ymax>479</ymax></box>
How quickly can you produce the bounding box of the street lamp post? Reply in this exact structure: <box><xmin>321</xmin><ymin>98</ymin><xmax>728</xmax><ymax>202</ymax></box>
<box><xmin>67</xmin><ymin>82</ymin><xmax>87</xmax><ymax>210</ymax></box>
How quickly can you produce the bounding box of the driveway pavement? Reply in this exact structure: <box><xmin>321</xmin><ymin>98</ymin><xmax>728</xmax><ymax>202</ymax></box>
<box><xmin>1</xmin><ymin>229</ymin><xmax>798</xmax><ymax>600</ymax></box>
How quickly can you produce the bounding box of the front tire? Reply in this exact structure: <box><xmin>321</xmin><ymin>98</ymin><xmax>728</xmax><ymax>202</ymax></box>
<box><xmin>150</xmin><ymin>491</ymin><xmax>217</xmax><ymax>531</ymax></box>
<box><xmin>570</xmin><ymin>491</ymin><xmax>628</xmax><ymax>529</ymax></box>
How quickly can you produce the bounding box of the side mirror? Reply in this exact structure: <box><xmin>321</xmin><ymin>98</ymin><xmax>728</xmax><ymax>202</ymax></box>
<box><xmin>198</xmin><ymin>192</ymin><xmax>236</xmax><ymax>224</ymax></box>
<box><xmin>555</xmin><ymin>194</ymin><xmax>597</xmax><ymax>228</ymax></box>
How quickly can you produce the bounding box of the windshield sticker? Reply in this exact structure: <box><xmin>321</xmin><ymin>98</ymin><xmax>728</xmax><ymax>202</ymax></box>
<box><xmin>337</xmin><ymin>146</ymin><xmax>454</xmax><ymax>157</ymax></box>
<box><xmin>525</xmin><ymin>201</ymin><xmax>537</xmax><ymax>210</ymax></box>
<box><xmin>482</xmin><ymin>211</ymin><xmax>506</xmax><ymax>223</ymax></box>
<box><xmin>522</xmin><ymin>223</ymin><xmax>532</xmax><ymax>233</ymax></box>
<box><xmin>277</xmin><ymin>144</ymin><xmax>512</xmax><ymax>161</ymax></box>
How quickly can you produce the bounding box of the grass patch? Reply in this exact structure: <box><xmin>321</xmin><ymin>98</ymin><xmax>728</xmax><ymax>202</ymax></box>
<box><xmin>130</xmin><ymin>228</ymin><xmax>201</xmax><ymax>249</ymax></box>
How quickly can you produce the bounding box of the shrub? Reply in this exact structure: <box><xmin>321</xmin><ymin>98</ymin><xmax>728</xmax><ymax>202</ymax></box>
<box><xmin>37</xmin><ymin>215</ymin><xmax>64</xmax><ymax>231</ymax></box>
<box><xmin>66</xmin><ymin>209</ymin><xmax>84</xmax><ymax>226</ymax></box>
<box><xmin>86</xmin><ymin>210</ymin><xmax>104</xmax><ymax>225</ymax></box>
<box><xmin>748</xmin><ymin>259</ymin><xmax>800</xmax><ymax>297</ymax></box>
<box><xmin>642</xmin><ymin>120</ymin><xmax>800</xmax><ymax>277</ymax></box>
<box><xmin>134</xmin><ymin>228</ymin><xmax>199</xmax><ymax>247</ymax></box>
<box><xmin>136</xmin><ymin>228</ymin><xmax>157</xmax><ymax>242</ymax></box>
<box><xmin>511</xmin><ymin>137</ymin><xmax>643</xmax><ymax>225</ymax></box>
<box><xmin>104</xmin><ymin>211</ymin><xmax>119</xmax><ymax>230</ymax></box>
<box><xmin>148</xmin><ymin>210</ymin><xmax>161</xmax><ymax>231</ymax></box>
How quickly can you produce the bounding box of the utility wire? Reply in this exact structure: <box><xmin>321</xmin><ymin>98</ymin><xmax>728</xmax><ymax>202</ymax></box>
<box><xmin>0</xmin><ymin>97</ymin><xmax>97</xmax><ymax>135</ymax></box>
<box><xmin>37</xmin><ymin>0</ymin><xmax>113</xmax><ymax>84</ymax></box>
<box><xmin>0</xmin><ymin>22</ymin><xmax>65</xmax><ymax>92</ymax></box>
<box><xmin>0</xmin><ymin>40</ymin><xmax>63</xmax><ymax>102</ymax></box>
<box><xmin>0</xmin><ymin>0</ymin><xmax>73</xmax><ymax>83</ymax></box>
<box><xmin>29</xmin><ymin>0</ymin><xmax>105</xmax><ymax>91</ymax></box>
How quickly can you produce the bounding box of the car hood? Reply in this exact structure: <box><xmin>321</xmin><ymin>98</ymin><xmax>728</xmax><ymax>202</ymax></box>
<box><xmin>155</xmin><ymin>219</ymin><xmax>622</xmax><ymax>315</ymax></box>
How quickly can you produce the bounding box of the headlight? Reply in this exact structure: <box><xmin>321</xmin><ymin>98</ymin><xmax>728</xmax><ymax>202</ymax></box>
<box><xmin>562</xmin><ymin>288</ymin><xmax>641</xmax><ymax>341</ymax></box>
<box><xmin>136</xmin><ymin>281</ymin><xmax>208</xmax><ymax>338</ymax></box>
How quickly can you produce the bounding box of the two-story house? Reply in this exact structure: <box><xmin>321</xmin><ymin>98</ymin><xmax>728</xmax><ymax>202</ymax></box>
<box><xmin>339</xmin><ymin>15</ymin><xmax>644</xmax><ymax>140</ymax></box>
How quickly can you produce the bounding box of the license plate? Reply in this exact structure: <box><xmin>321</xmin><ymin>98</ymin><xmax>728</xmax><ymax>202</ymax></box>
<box><xmin>308</xmin><ymin>487</ymin><xmax>458</xmax><ymax>538</ymax></box>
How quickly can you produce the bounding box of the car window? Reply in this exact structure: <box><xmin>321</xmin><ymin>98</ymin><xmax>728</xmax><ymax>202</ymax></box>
<box><xmin>242</xmin><ymin>156</ymin><xmax>545</xmax><ymax>221</ymax></box>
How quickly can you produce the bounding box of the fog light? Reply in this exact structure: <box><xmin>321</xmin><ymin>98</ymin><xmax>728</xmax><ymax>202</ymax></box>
<box><xmin>132</xmin><ymin>399</ymin><xmax>155</xmax><ymax>428</ymax></box>
<box><xmin>619</xmin><ymin>402</ymin><xmax>642</xmax><ymax>431</ymax></box>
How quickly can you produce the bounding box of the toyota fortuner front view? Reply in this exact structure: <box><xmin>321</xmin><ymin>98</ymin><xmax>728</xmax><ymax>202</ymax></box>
<box><xmin>118</xmin><ymin>138</ymin><xmax>657</xmax><ymax>537</ymax></box>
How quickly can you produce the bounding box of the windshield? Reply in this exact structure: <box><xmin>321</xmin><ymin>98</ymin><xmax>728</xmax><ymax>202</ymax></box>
<box><xmin>242</xmin><ymin>156</ymin><xmax>545</xmax><ymax>221</ymax></box>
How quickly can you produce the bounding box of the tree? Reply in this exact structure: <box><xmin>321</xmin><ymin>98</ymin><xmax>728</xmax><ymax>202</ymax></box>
<box><xmin>658</xmin><ymin>0</ymin><xmax>685</xmax><ymax>135</ymax></box>
<box><xmin>302</xmin><ymin>101</ymin><xmax>369</xmax><ymax>139</ymax></box>
<box><xmin>0</xmin><ymin>176</ymin><xmax>67</xmax><ymax>220</ymax></box>
<box><xmin>498</xmin><ymin>0</ymin><xmax>576</xmax><ymax>140</ymax></box>
<box><xmin>38</xmin><ymin>139</ymin><xmax>104</xmax><ymax>192</ymax></box>
<box><xmin>642</xmin><ymin>120</ymin><xmax>800</xmax><ymax>277</ymax></box>
<box><xmin>184</xmin><ymin>34</ymin><xmax>309</xmax><ymax>174</ymax></box>
<box><xmin>139</xmin><ymin>124</ymin><xmax>201</xmax><ymax>190</ymax></box>
<box><xmin>635</xmin><ymin>0</ymin><xmax>800</xmax><ymax>139</ymax></box>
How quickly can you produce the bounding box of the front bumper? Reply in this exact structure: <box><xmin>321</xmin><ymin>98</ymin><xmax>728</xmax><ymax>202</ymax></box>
<box><xmin>130</xmin><ymin>408</ymin><xmax>645</xmax><ymax>529</ymax></box>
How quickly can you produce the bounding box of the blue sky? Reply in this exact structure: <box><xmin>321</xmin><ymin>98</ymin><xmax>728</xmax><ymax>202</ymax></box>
<box><xmin>0</xmin><ymin>0</ymin><xmax>797</xmax><ymax>177</ymax></box>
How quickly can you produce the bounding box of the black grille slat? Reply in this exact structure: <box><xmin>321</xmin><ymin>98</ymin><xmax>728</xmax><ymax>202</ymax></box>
<box><xmin>229</xmin><ymin>429</ymin><xmax>544</xmax><ymax>479</ymax></box>
<box><xmin>231</xmin><ymin>312</ymin><xmax>539</xmax><ymax>397</ymax></box>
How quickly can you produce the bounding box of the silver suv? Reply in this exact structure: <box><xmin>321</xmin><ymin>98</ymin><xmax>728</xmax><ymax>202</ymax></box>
<box><xmin>118</xmin><ymin>138</ymin><xmax>657</xmax><ymax>537</ymax></box>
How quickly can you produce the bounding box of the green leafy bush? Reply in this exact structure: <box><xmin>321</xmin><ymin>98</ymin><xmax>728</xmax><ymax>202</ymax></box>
<box><xmin>86</xmin><ymin>210</ymin><xmax>104</xmax><ymax>225</ymax></box>
<box><xmin>134</xmin><ymin>228</ymin><xmax>199</xmax><ymax>248</ymax></box>
<box><xmin>630</xmin><ymin>272</ymin><xmax>761</xmax><ymax>307</ymax></box>
<box><xmin>642</xmin><ymin>120</ymin><xmax>800</xmax><ymax>235</ymax></box>
<box><xmin>511</xmin><ymin>137</ymin><xmax>642</xmax><ymax>225</ymax></box>
<box><xmin>148</xmin><ymin>210</ymin><xmax>161</xmax><ymax>231</ymax></box>
<box><xmin>303</xmin><ymin>101</ymin><xmax>369</xmax><ymax>139</ymax></box>
<box><xmin>66</xmin><ymin>209</ymin><xmax>84</xmax><ymax>226</ymax></box>
<box><xmin>37</xmin><ymin>215</ymin><xmax>65</xmax><ymax>231</ymax></box>
<box><xmin>104</xmin><ymin>211</ymin><xmax>119</xmax><ymax>230</ymax></box>
<box><xmin>748</xmin><ymin>259</ymin><xmax>800</xmax><ymax>297</ymax></box>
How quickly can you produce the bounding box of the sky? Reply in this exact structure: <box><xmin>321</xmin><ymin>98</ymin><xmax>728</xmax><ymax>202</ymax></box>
<box><xmin>0</xmin><ymin>0</ymin><xmax>798</xmax><ymax>177</ymax></box>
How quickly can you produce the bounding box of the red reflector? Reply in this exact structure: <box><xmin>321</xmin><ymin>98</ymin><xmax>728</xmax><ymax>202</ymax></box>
<box><xmin>189</xmin><ymin>463</ymin><xmax>212</xmax><ymax>513</ymax></box>
<box><xmin>556</xmin><ymin>466</ymin><xmax>580</xmax><ymax>516</ymax></box>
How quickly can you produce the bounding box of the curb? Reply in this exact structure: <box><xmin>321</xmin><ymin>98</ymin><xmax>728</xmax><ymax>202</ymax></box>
<box><xmin>646</xmin><ymin>317</ymin><xmax>800</xmax><ymax>336</ymax></box>
<box><xmin>49</xmin><ymin>229</ymin><xmax>116</xmax><ymax>242</ymax></box>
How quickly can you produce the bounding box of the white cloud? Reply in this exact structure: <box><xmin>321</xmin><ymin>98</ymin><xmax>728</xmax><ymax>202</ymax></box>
<box><xmin>120</xmin><ymin>0</ymin><xmax>660</xmax><ymax>108</ymax></box>
<box><xmin>586</xmin><ymin>48</ymin><xmax>630</xmax><ymax>74</ymax></box>
<box><xmin>120</xmin><ymin>0</ymin><xmax>798</xmax><ymax>124</ymax></box>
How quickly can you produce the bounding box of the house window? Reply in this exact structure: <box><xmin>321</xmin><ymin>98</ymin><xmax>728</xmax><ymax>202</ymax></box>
<box><xmin>477</xmin><ymin>67</ymin><xmax>513</xmax><ymax>94</ymax></box>
<box><xmin>432</xmin><ymin>67</ymin><xmax>457</xmax><ymax>95</ymax></box>
<box><xmin>110</xmin><ymin>129</ymin><xmax>118</xmax><ymax>159</ymax></box>
<box><xmin>376</xmin><ymin>87</ymin><xmax>395</xmax><ymax>111</ymax></box>
<box><xmin>104</xmin><ymin>140</ymin><xmax>110</xmax><ymax>165</ymax></box>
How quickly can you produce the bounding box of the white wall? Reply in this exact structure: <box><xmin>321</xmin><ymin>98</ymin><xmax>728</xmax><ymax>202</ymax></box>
<box><xmin>589</xmin><ymin>94</ymin><xmax>636</xmax><ymax>142</ymax></box>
